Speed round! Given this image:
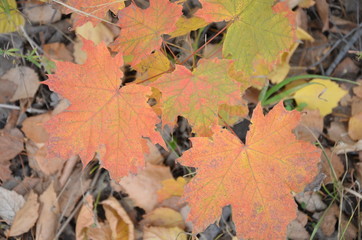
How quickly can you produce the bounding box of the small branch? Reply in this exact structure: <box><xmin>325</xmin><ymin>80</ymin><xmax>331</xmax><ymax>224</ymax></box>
<box><xmin>326</xmin><ymin>23</ymin><xmax>362</xmax><ymax>75</ymax></box>
<box><xmin>0</xmin><ymin>103</ymin><xmax>47</xmax><ymax>114</ymax></box>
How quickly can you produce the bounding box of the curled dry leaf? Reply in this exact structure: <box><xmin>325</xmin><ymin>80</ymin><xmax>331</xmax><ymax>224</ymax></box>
<box><xmin>119</xmin><ymin>164</ymin><xmax>174</xmax><ymax>212</ymax></box>
<box><xmin>141</xmin><ymin>207</ymin><xmax>185</xmax><ymax>229</ymax></box>
<box><xmin>36</xmin><ymin>182</ymin><xmax>59</xmax><ymax>240</ymax></box>
<box><xmin>9</xmin><ymin>190</ymin><xmax>39</xmax><ymax>237</ymax></box>
<box><xmin>0</xmin><ymin>187</ymin><xmax>25</xmax><ymax>223</ymax></box>
<box><xmin>102</xmin><ymin>196</ymin><xmax>134</xmax><ymax>240</ymax></box>
<box><xmin>143</xmin><ymin>226</ymin><xmax>187</xmax><ymax>240</ymax></box>
<box><xmin>76</xmin><ymin>195</ymin><xmax>112</xmax><ymax>240</ymax></box>
<box><xmin>1</xmin><ymin>67</ymin><xmax>39</xmax><ymax>101</ymax></box>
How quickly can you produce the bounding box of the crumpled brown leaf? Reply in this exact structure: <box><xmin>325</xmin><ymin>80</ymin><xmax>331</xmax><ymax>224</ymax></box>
<box><xmin>36</xmin><ymin>182</ymin><xmax>59</xmax><ymax>240</ymax></box>
<box><xmin>8</xmin><ymin>190</ymin><xmax>39</xmax><ymax>236</ymax></box>
<box><xmin>1</xmin><ymin>67</ymin><xmax>39</xmax><ymax>101</ymax></box>
<box><xmin>102</xmin><ymin>196</ymin><xmax>134</xmax><ymax>240</ymax></box>
<box><xmin>119</xmin><ymin>164</ymin><xmax>174</xmax><ymax>212</ymax></box>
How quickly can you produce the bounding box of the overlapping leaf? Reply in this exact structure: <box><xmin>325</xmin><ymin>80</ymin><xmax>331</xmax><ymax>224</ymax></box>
<box><xmin>178</xmin><ymin>102</ymin><xmax>321</xmax><ymax>239</ymax></box>
<box><xmin>196</xmin><ymin>0</ymin><xmax>296</xmax><ymax>75</ymax></box>
<box><xmin>64</xmin><ymin>0</ymin><xmax>124</xmax><ymax>27</ymax></box>
<box><xmin>150</xmin><ymin>58</ymin><xmax>242</xmax><ymax>136</ymax></box>
<box><xmin>44</xmin><ymin>40</ymin><xmax>163</xmax><ymax>180</ymax></box>
<box><xmin>110</xmin><ymin>0</ymin><xmax>182</xmax><ymax>65</ymax></box>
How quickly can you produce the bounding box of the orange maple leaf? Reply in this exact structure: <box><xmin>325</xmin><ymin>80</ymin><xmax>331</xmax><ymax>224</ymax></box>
<box><xmin>64</xmin><ymin>0</ymin><xmax>124</xmax><ymax>27</ymax></box>
<box><xmin>44</xmin><ymin>40</ymin><xmax>163</xmax><ymax>180</ymax></box>
<box><xmin>178</xmin><ymin>102</ymin><xmax>321</xmax><ymax>239</ymax></box>
<box><xmin>150</xmin><ymin>58</ymin><xmax>243</xmax><ymax>136</ymax></box>
<box><xmin>110</xmin><ymin>0</ymin><xmax>182</xmax><ymax>65</ymax></box>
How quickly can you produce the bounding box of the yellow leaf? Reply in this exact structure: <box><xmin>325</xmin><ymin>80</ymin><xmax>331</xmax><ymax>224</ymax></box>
<box><xmin>134</xmin><ymin>51</ymin><xmax>171</xmax><ymax>83</ymax></box>
<box><xmin>157</xmin><ymin>177</ymin><xmax>186</xmax><ymax>202</ymax></box>
<box><xmin>169</xmin><ymin>16</ymin><xmax>208</xmax><ymax>38</ymax></box>
<box><xmin>293</xmin><ymin>79</ymin><xmax>347</xmax><ymax>116</ymax></box>
<box><xmin>0</xmin><ymin>0</ymin><xmax>24</xmax><ymax>33</ymax></box>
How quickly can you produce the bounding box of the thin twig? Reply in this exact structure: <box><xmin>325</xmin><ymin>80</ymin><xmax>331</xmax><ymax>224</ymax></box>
<box><xmin>0</xmin><ymin>103</ymin><xmax>47</xmax><ymax>113</ymax></box>
<box><xmin>326</xmin><ymin>23</ymin><xmax>362</xmax><ymax>75</ymax></box>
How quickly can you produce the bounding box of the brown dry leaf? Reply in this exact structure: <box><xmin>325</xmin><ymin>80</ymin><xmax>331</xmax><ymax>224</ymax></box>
<box><xmin>43</xmin><ymin>43</ymin><xmax>73</xmax><ymax>62</ymax></box>
<box><xmin>0</xmin><ymin>162</ymin><xmax>12</xmax><ymax>182</ymax></box>
<box><xmin>26</xmin><ymin>141</ymin><xmax>65</xmax><ymax>176</ymax></box>
<box><xmin>353</xmin><ymin>80</ymin><xmax>362</xmax><ymax>98</ymax></box>
<box><xmin>119</xmin><ymin>164</ymin><xmax>174</xmax><ymax>212</ymax></box>
<box><xmin>327</xmin><ymin>122</ymin><xmax>354</xmax><ymax>144</ymax></box>
<box><xmin>143</xmin><ymin>226</ymin><xmax>187</xmax><ymax>240</ymax></box>
<box><xmin>58</xmin><ymin>162</ymin><xmax>91</xmax><ymax>217</ymax></box>
<box><xmin>351</xmin><ymin>97</ymin><xmax>362</xmax><ymax>116</ymax></box>
<box><xmin>1</xmin><ymin>67</ymin><xmax>39</xmax><ymax>101</ymax></box>
<box><xmin>349</xmin><ymin>113</ymin><xmax>362</xmax><ymax>140</ymax></box>
<box><xmin>9</xmin><ymin>190</ymin><xmax>39</xmax><ymax>237</ymax></box>
<box><xmin>315</xmin><ymin>0</ymin><xmax>329</xmax><ymax>32</ymax></box>
<box><xmin>141</xmin><ymin>207</ymin><xmax>185</xmax><ymax>229</ymax></box>
<box><xmin>158</xmin><ymin>177</ymin><xmax>186</xmax><ymax>202</ymax></box>
<box><xmin>74</xmin><ymin>22</ymin><xmax>115</xmax><ymax>64</ymax></box>
<box><xmin>320</xmin><ymin>204</ymin><xmax>357</xmax><ymax>239</ymax></box>
<box><xmin>22</xmin><ymin>2</ymin><xmax>61</xmax><ymax>24</ymax></box>
<box><xmin>294</xmin><ymin>109</ymin><xmax>323</xmax><ymax>142</ymax></box>
<box><xmin>287</xmin><ymin>211</ymin><xmax>309</xmax><ymax>240</ymax></box>
<box><xmin>144</xmin><ymin>141</ymin><xmax>164</xmax><ymax>165</ymax></box>
<box><xmin>102</xmin><ymin>196</ymin><xmax>134</xmax><ymax>240</ymax></box>
<box><xmin>321</xmin><ymin>149</ymin><xmax>344</xmax><ymax>184</ymax></box>
<box><xmin>22</xmin><ymin>113</ymin><xmax>51</xmax><ymax>144</ymax></box>
<box><xmin>0</xmin><ymin>128</ymin><xmax>24</xmax><ymax>163</ymax></box>
<box><xmin>76</xmin><ymin>195</ymin><xmax>112</xmax><ymax>240</ymax></box>
<box><xmin>332</xmin><ymin>57</ymin><xmax>360</xmax><ymax>79</ymax></box>
<box><xmin>13</xmin><ymin>176</ymin><xmax>41</xmax><ymax>196</ymax></box>
<box><xmin>36</xmin><ymin>182</ymin><xmax>59</xmax><ymax>240</ymax></box>
<box><xmin>0</xmin><ymin>79</ymin><xmax>17</xmax><ymax>103</ymax></box>
<box><xmin>0</xmin><ymin>187</ymin><xmax>25</xmax><ymax>223</ymax></box>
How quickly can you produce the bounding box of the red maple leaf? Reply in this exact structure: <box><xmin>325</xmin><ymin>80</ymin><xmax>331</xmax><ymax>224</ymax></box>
<box><xmin>44</xmin><ymin>40</ymin><xmax>163</xmax><ymax>180</ymax></box>
<box><xmin>178</xmin><ymin>102</ymin><xmax>321</xmax><ymax>239</ymax></box>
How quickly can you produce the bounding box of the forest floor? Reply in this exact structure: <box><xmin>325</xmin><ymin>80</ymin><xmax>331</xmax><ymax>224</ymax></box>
<box><xmin>0</xmin><ymin>0</ymin><xmax>362</xmax><ymax>239</ymax></box>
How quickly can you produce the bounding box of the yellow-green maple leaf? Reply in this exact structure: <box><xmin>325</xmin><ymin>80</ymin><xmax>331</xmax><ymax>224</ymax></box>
<box><xmin>195</xmin><ymin>0</ymin><xmax>296</xmax><ymax>75</ymax></box>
